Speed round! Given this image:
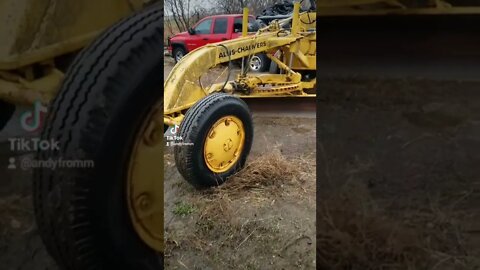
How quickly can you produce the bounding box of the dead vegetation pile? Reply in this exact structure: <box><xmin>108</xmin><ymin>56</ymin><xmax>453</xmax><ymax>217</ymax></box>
<box><xmin>317</xmin><ymin>180</ymin><xmax>479</xmax><ymax>270</ymax></box>
<box><xmin>216</xmin><ymin>149</ymin><xmax>311</xmax><ymax>197</ymax></box>
<box><xmin>196</xmin><ymin>148</ymin><xmax>314</xmax><ymax>221</ymax></box>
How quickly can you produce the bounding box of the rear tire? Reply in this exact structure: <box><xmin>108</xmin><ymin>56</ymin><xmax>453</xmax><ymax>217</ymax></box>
<box><xmin>174</xmin><ymin>93</ymin><xmax>254</xmax><ymax>188</ymax></box>
<box><xmin>33</xmin><ymin>4</ymin><xmax>164</xmax><ymax>270</ymax></box>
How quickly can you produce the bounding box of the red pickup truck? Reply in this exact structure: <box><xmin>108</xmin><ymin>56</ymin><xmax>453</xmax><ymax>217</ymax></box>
<box><xmin>167</xmin><ymin>14</ymin><xmax>271</xmax><ymax>72</ymax></box>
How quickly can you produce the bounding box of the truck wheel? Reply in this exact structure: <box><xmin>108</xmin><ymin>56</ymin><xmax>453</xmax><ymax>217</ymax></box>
<box><xmin>33</xmin><ymin>3</ymin><xmax>164</xmax><ymax>270</ymax></box>
<box><xmin>0</xmin><ymin>100</ymin><xmax>15</xmax><ymax>131</ymax></box>
<box><xmin>249</xmin><ymin>53</ymin><xmax>270</xmax><ymax>72</ymax></box>
<box><xmin>174</xmin><ymin>93</ymin><xmax>254</xmax><ymax>188</ymax></box>
<box><xmin>173</xmin><ymin>46</ymin><xmax>186</xmax><ymax>63</ymax></box>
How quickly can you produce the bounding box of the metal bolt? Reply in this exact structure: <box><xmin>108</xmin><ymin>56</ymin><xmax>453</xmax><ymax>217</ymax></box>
<box><xmin>144</xmin><ymin>124</ymin><xmax>162</xmax><ymax>146</ymax></box>
<box><xmin>223</xmin><ymin>139</ymin><xmax>233</xmax><ymax>151</ymax></box>
<box><xmin>136</xmin><ymin>193</ymin><xmax>151</xmax><ymax>210</ymax></box>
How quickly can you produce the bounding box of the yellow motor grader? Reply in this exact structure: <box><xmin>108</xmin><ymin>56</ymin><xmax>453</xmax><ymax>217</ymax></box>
<box><xmin>164</xmin><ymin>1</ymin><xmax>316</xmax><ymax>187</ymax></box>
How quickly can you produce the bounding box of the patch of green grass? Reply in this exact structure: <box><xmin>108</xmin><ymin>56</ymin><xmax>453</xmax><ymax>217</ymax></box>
<box><xmin>172</xmin><ymin>202</ymin><xmax>195</xmax><ymax>217</ymax></box>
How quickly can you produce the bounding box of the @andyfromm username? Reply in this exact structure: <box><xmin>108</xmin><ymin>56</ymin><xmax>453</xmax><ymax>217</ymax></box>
<box><xmin>7</xmin><ymin>157</ymin><xmax>95</xmax><ymax>170</ymax></box>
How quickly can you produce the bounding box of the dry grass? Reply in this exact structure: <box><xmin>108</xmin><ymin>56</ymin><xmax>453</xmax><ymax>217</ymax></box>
<box><xmin>165</xmin><ymin>150</ymin><xmax>316</xmax><ymax>269</ymax></box>
<box><xmin>215</xmin><ymin>149</ymin><xmax>308</xmax><ymax>197</ymax></box>
<box><xmin>317</xmin><ymin>180</ymin><xmax>479</xmax><ymax>270</ymax></box>
<box><xmin>196</xmin><ymin>148</ymin><xmax>314</xmax><ymax>223</ymax></box>
<box><xmin>318</xmin><ymin>181</ymin><xmax>424</xmax><ymax>270</ymax></box>
<box><xmin>0</xmin><ymin>195</ymin><xmax>34</xmax><ymax>253</ymax></box>
<box><xmin>0</xmin><ymin>195</ymin><xmax>33</xmax><ymax>232</ymax></box>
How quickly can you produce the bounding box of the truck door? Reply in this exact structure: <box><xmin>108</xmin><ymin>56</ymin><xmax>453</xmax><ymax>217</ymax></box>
<box><xmin>210</xmin><ymin>17</ymin><xmax>229</xmax><ymax>43</ymax></box>
<box><xmin>188</xmin><ymin>18</ymin><xmax>213</xmax><ymax>50</ymax></box>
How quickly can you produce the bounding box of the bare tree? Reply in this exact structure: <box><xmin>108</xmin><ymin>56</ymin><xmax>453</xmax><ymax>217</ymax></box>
<box><xmin>209</xmin><ymin>0</ymin><xmax>277</xmax><ymax>15</ymax></box>
<box><xmin>165</xmin><ymin>0</ymin><xmax>216</xmax><ymax>34</ymax></box>
<box><xmin>165</xmin><ymin>0</ymin><xmax>195</xmax><ymax>32</ymax></box>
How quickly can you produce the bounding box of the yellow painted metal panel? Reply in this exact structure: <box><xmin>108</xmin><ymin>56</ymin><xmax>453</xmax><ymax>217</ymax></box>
<box><xmin>0</xmin><ymin>0</ymin><xmax>146</xmax><ymax>70</ymax></box>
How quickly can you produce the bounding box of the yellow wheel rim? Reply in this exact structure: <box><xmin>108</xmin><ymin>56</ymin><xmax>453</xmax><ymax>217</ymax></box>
<box><xmin>204</xmin><ymin>116</ymin><xmax>245</xmax><ymax>173</ymax></box>
<box><xmin>127</xmin><ymin>103</ymin><xmax>163</xmax><ymax>253</ymax></box>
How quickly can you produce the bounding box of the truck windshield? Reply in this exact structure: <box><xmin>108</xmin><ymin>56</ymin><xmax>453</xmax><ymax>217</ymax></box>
<box><xmin>194</xmin><ymin>18</ymin><xmax>212</xmax><ymax>34</ymax></box>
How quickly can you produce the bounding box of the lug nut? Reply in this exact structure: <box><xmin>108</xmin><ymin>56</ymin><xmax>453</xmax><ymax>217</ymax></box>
<box><xmin>136</xmin><ymin>193</ymin><xmax>151</xmax><ymax>211</ymax></box>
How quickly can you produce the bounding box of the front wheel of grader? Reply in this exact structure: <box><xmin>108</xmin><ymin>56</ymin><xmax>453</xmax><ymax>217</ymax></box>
<box><xmin>174</xmin><ymin>93</ymin><xmax>254</xmax><ymax>188</ymax></box>
<box><xmin>33</xmin><ymin>3</ymin><xmax>164</xmax><ymax>270</ymax></box>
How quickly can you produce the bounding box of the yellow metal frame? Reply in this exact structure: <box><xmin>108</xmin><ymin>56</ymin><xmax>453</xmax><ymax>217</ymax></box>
<box><xmin>0</xmin><ymin>0</ymin><xmax>147</xmax><ymax>105</ymax></box>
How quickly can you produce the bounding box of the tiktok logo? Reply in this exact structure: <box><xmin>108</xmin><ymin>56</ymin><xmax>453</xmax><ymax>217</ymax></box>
<box><xmin>170</xmin><ymin>124</ymin><xmax>180</xmax><ymax>135</ymax></box>
<box><xmin>20</xmin><ymin>100</ymin><xmax>48</xmax><ymax>132</ymax></box>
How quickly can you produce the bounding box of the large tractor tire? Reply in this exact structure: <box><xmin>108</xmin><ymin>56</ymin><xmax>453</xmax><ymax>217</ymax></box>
<box><xmin>174</xmin><ymin>93</ymin><xmax>254</xmax><ymax>188</ymax></box>
<box><xmin>33</xmin><ymin>3</ymin><xmax>164</xmax><ymax>270</ymax></box>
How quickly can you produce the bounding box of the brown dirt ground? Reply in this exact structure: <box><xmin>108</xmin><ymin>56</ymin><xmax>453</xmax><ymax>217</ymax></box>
<box><xmin>163</xmin><ymin>114</ymin><xmax>317</xmax><ymax>270</ymax></box>
<box><xmin>0</xmin><ymin>152</ymin><xmax>57</xmax><ymax>270</ymax></box>
<box><xmin>317</xmin><ymin>78</ymin><xmax>480</xmax><ymax>270</ymax></box>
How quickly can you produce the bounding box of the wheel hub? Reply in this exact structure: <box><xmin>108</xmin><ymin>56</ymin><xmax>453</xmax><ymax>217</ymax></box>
<box><xmin>127</xmin><ymin>104</ymin><xmax>163</xmax><ymax>252</ymax></box>
<box><xmin>249</xmin><ymin>55</ymin><xmax>262</xmax><ymax>71</ymax></box>
<box><xmin>175</xmin><ymin>51</ymin><xmax>184</xmax><ymax>62</ymax></box>
<box><xmin>204</xmin><ymin>116</ymin><xmax>245</xmax><ymax>173</ymax></box>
